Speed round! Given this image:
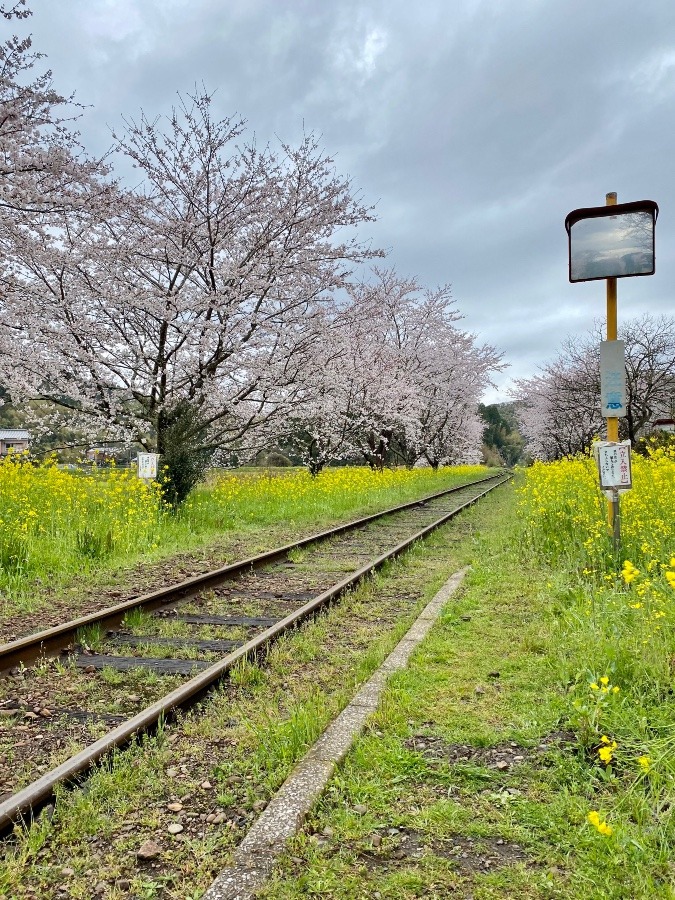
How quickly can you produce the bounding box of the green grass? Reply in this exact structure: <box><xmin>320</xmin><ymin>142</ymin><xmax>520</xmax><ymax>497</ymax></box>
<box><xmin>260</xmin><ymin>482</ymin><xmax>675</xmax><ymax>900</ymax></box>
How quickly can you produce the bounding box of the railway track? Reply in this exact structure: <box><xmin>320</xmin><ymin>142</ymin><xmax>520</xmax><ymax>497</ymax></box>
<box><xmin>0</xmin><ymin>472</ymin><xmax>509</xmax><ymax>833</ymax></box>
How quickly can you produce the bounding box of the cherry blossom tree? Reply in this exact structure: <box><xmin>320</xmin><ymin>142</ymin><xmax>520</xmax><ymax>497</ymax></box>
<box><xmin>0</xmin><ymin>3</ymin><xmax>503</xmax><ymax>496</ymax></box>
<box><xmin>280</xmin><ymin>271</ymin><xmax>428</xmax><ymax>473</ymax></box>
<box><xmin>513</xmin><ymin>369</ymin><xmax>603</xmax><ymax>461</ymax></box>
<box><xmin>390</xmin><ymin>318</ymin><xmax>503</xmax><ymax>469</ymax></box>
<box><xmin>611</xmin><ymin>315</ymin><xmax>675</xmax><ymax>441</ymax></box>
<box><xmin>277</xmin><ymin>309</ymin><xmax>366</xmax><ymax>475</ymax></box>
<box><xmin>0</xmin><ymin>2</ymin><xmax>117</xmax><ymax>454</ymax></box>
<box><xmin>514</xmin><ymin>314</ymin><xmax>675</xmax><ymax>460</ymax></box>
<box><xmin>0</xmin><ymin>1</ymin><xmax>108</xmax><ymax>216</ymax></box>
<box><xmin>347</xmin><ymin>270</ymin><xmax>502</xmax><ymax>470</ymax></box>
<box><xmin>283</xmin><ymin>269</ymin><xmax>503</xmax><ymax>473</ymax></box>
<box><xmin>0</xmin><ymin>91</ymin><xmax>380</xmax><ymax>500</ymax></box>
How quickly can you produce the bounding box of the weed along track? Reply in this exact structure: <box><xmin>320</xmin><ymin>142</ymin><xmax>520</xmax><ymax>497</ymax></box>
<box><xmin>0</xmin><ymin>473</ymin><xmax>508</xmax><ymax>834</ymax></box>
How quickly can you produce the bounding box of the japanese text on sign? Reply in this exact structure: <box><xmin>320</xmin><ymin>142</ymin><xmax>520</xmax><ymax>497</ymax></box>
<box><xmin>595</xmin><ymin>441</ymin><xmax>632</xmax><ymax>493</ymax></box>
<box><xmin>137</xmin><ymin>453</ymin><xmax>159</xmax><ymax>479</ymax></box>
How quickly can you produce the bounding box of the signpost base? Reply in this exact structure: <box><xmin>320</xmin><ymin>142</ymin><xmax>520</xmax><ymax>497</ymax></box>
<box><xmin>611</xmin><ymin>489</ymin><xmax>621</xmax><ymax>553</ymax></box>
<box><xmin>593</xmin><ymin>440</ymin><xmax>631</xmax><ymax>554</ymax></box>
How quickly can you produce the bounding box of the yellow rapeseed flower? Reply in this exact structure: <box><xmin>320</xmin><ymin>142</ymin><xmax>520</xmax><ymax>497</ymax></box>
<box><xmin>597</xmin><ymin>738</ymin><xmax>617</xmax><ymax>764</ymax></box>
<box><xmin>621</xmin><ymin>560</ymin><xmax>640</xmax><ymax>584</ymax></box>
<box><xmin>588</xmin><ymin>810</ymin><xmax>613</xmax><ymax>836</ymax></box>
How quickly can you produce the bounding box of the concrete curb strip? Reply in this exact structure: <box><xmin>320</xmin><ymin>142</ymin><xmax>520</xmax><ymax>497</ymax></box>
<box><xmin>202</xmin><ymin>568</ymin><xmax>468</xmax><ymax>900</ymax></box>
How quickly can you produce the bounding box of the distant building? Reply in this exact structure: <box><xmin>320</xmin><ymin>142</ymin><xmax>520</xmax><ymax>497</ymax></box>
<box><xmin>651</xmin><ymin>418</ymin><xmax>675</xmax><ymax>434</ymax></box>
<box><xmin>0</xmin><ymin>429</ymin><xmax>31</xmax><ymax>455</ymax></box>
<box><xmin>86</xmin><ymin>447</ymin><xmax>118</xmax><ymax>464</ymax></box>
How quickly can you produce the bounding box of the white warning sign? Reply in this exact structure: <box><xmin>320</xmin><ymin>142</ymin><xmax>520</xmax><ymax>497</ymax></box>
<box><xmin>137</xmin><ymin>453</ymin><xmax>159</xmax><ymax>479</ymax></box>
<box><xmin>594</xmin><ymin>441</ymin><xmax>632</xmax><ymax>496</ymax></box>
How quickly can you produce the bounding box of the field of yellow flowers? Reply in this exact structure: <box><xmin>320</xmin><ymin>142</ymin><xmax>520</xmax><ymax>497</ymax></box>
<box><xmin>0</xmin><ymin>455</ymin><xmax>488</xmax><ymax>608</ymax></box>
<box><xmin>184</xmin><ymin>464</ymin><xmax>487</xmax><ymax>529</ymax></box>
<box><xmin>518</xmin><ymin>446</ymin><xmax>675</xmax><ymax>850</ymax></box>
<box><xmin>0</xmin><ymin>456</ymin><xmax>165</xmax><ymax>593</ymax></box>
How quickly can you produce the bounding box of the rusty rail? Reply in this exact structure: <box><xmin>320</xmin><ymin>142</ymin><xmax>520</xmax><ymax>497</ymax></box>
<box><xmin>0</xmin><ymin>473</ymin><xmax>510</xmax><ymax>833</ymax></box>
<box><xmin>0</xmin><ymin>472</ymin><xmax>506</xmax><ymax>673</ymax></box>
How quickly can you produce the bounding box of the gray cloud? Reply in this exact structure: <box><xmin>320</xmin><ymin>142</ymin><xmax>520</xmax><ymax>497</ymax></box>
<box><xmin>28</xmin><ymin>0</ymin><xmax>675</xmax><ymax>399</ymax></box>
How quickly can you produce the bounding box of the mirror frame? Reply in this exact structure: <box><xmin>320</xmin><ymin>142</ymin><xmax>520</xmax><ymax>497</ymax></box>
<box><xmin>565</xmin><ymin>199</ymin><xmax>658</xmax><ymax>283</ymax></box>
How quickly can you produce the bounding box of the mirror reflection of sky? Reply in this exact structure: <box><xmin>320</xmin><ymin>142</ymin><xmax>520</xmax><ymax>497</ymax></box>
<box><xmin>570</xmin><ymin>212</ymin><xmax>654</xmax><ymax>280</ymax></box>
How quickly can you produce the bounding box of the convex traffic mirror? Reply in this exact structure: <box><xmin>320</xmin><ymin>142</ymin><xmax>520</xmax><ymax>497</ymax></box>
<box><xmin>565</xmin><ymin>200</ymin><xmax>658</xmax><ymax>283</ymax></box>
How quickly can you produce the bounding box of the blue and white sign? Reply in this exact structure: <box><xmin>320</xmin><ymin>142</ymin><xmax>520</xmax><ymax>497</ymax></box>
<box><xmin>600</xmin><ymin>340</ymin><xmax>626</xmax><ymax>418</ymax></box>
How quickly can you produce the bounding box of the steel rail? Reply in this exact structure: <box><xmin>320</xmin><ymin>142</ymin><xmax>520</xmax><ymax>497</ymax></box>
<box><xmin>0</xmin><ymin>474</ymin><xmax>510</xmax><ymax>832</ymax></box>
<box><xmin>0</xmin><ymin>472</ymin><xmax>505</xmax><ymax>673</ymax></box>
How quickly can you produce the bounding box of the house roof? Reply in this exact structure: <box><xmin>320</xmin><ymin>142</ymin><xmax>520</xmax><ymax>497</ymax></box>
<box><xmin>0</xmin><ymin>429</ymin><xmax>31</xmax><ymax>440</ymax></box>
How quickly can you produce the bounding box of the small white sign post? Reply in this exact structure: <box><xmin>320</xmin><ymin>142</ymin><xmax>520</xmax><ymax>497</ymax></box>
<box><xmin>593</xmin><ymin>440</ymin><xmax>632</xmax><ymax>549</ymax></box>
<box><xmin>137</xmin><ymin>452</ymin><xmax>159</xmax><ymax>481</ymax></box>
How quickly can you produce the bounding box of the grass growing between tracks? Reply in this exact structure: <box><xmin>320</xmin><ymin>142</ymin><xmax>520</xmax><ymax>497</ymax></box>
<box><xmin>259</xmin><ymin>474</ymin><xmax>675</xmax><ymax>900</ymax></box>
<box><xmin>0</xmin><ymin>460</ymin><xmax>492</xmax><ymax>618</ymax></box>
<box><xmin>0</xmin><ymin>483</ymin><xmax>499</xmax><ymax>900</ymax></box>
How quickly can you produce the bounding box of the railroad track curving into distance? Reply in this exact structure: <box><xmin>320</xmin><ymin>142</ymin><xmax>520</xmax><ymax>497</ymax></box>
<box><xmin>0</xmin><ymin>471</ymin><xmax>510</xmax><ymax>833</ymax></box>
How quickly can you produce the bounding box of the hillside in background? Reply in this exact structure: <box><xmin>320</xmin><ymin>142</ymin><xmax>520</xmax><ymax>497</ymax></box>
<box><xmin>480</xmin><ymin>402</ymin><xmax>526</xmax><ymax>466</ymax></box>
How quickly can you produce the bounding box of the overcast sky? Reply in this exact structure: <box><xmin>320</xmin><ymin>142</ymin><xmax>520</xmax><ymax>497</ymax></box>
<box><xmin>24</xmin><ymin>0</ymin><xmax>675</xmax><ymax>401</ymax></box>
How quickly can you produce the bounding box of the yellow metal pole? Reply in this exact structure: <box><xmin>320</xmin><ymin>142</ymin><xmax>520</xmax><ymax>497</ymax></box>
<box><xmin>605</xmin><ymin>192</ymin><xmax>619</xmax><ymax>531</ymax></box>
<box><xmin>606</xmin><ymin>192</ymin><xmax>619</xmax><ymax>443</ymax></box>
